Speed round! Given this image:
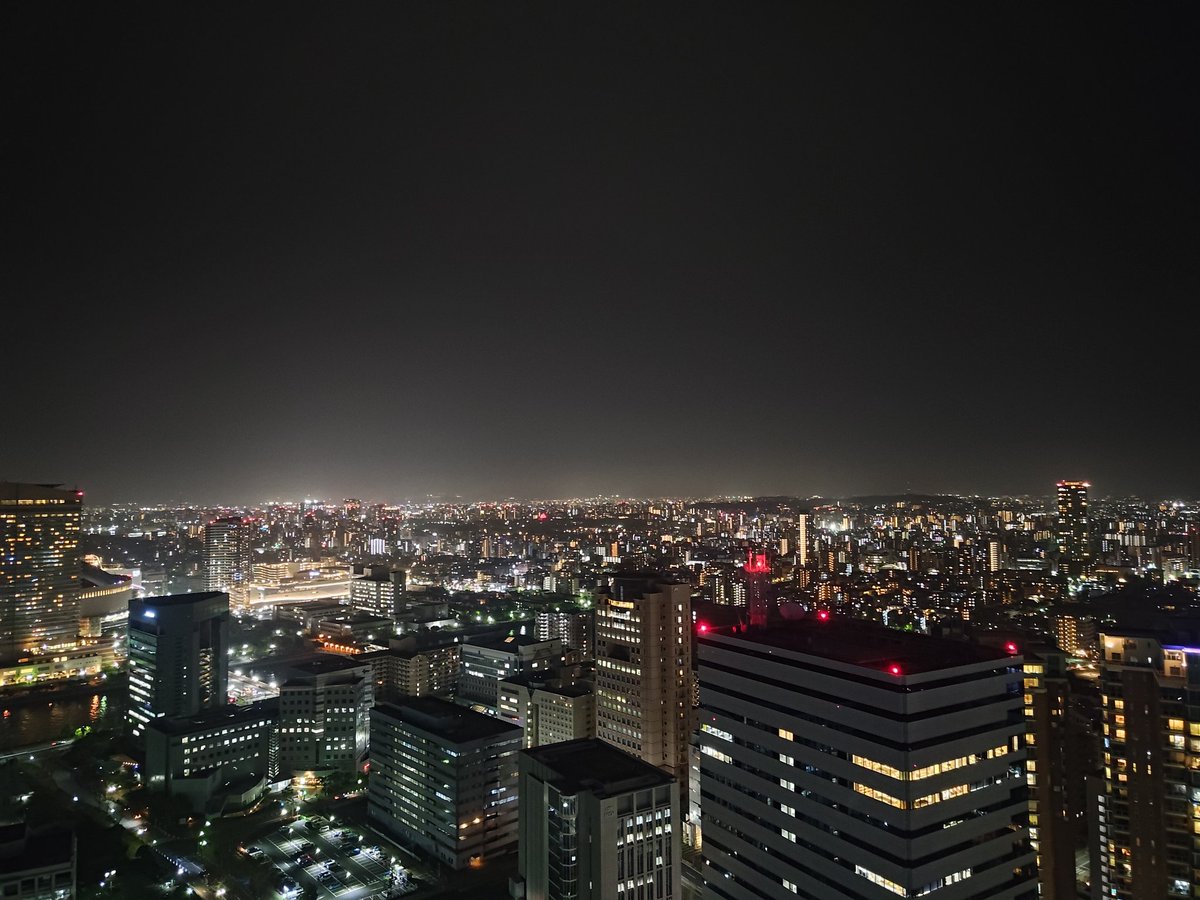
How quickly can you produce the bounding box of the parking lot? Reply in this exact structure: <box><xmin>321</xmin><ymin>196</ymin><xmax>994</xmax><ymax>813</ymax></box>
<box><xmin>250</xmin><ymin>816</ymin><xmax>416</xmax><ymax>900</ymax></box>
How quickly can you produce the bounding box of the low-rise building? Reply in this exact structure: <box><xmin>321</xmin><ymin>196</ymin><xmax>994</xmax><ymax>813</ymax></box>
<box><xmin>499</xmin><ymin>677</ymin><xmax>595</xmax><ymax>748</ymax></box>
<box><xmin>144</xmin><ymin>699</ymin><xmax>278</xmax><ymax>814</ymax></box>
<box><xmin>459</xmin><ymin>635</ymin><xmax>563</xmax><ymax>714</ymax></box>
<box><xmin>360</xmin><ymin>643</ymin><xmax>460</xmax><ymax>701</ymax></box>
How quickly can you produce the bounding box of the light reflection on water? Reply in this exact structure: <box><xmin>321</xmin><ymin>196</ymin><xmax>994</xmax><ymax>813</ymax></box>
<box><xmin>0</xmin><ymin>691</ymin><xmax>120</xmax><ymax>750</ymax></box>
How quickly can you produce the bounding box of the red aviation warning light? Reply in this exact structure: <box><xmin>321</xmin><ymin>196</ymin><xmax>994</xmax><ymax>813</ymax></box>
<box><xmin>816</xmin><ymin>610</ymin><xmax>830</xmax><ymax>622</ymax></box>
<box><xmin>1005</xmin><ymin>641</ymin><xmax>1019</xmax><ymax>655</ymax></box>
<box><xmin>697</xmin><ymin>622</ymin><xmax>710</xmax><ymax>634</ymax></box>
<box><xmin>888</xmin><ymin>663</ymin><xmax>903</xmax><ymax>676</ymax></box>
<box><xmin>744</xmin><ymin>551</ymin><xmax>770</xmax><ymax>575</ymax></box>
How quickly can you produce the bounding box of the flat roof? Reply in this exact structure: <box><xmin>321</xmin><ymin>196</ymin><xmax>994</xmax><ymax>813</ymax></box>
<box><xmin>704</xmin><ymin>618</ymin><xmax>1012</xmax><ymax>675</ymax></box>
<box><xmin>463</xmin><ymin>633</ymin><xmax>557</xmax><ymax>651</ymax></box>
<box><xmin>146</xmin><ymin>699</ymin><xmax>278</xmax><ymax>736</ymax></box>
<box><xmin>374</xmin><ymin>698</ymin><xmax>521</xmax><ymax>745</ymax></box>
<box><xmin>286</xmin><ymin>655</ymin><xmax>367</xmax><ymax>677</ymax></box>
<box><xmin>523</xmin><ymin>739</ymin><xmax>673</xmax><ymax>797</ymax></box>
<box><xmin>0</xmin><ymin>824</ymin><xmax>73</xmax><ymax>873</ymax></box>
<box><xmin>0</xmin><ymin>482</ymin><xmax>82</xmax><ymax>504</ymax></box>
<box><xmin>134</xmin><ymin>591</ymin><xmax>228</xmax><ymax>608</ymax></box>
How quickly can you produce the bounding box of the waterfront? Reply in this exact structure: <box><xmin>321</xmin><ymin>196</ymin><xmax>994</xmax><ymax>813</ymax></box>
<box><xmin>0</xmin><ymin>685</ymin><xmax>122</xmax><ymax>750</ymax></box>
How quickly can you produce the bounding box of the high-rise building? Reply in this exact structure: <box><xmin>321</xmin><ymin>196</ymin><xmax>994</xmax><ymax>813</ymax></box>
<box><xmin>1096</xmin><ymin>632</ymin><xmax>1199</xmax><ymax>899</ymax></box>
<box><xmin>1056</xmin><ymin>481</ymin><xmax>1091</xmax><ymax>579</ymax></box>
<box><xmin>127</xmin><ymin>591</ymin><xmax>230</xmax><ymax>737</ymax></box>
<box><xmin>796</xmin><ymin>514</ymin><xmax>809</xmax><ymax>568</ymax></box>
<box><xmin>697</xmin><ymin>617</ymin><xmax>1035</xmax><ymax>900</ymax></box>
<box><xmin>0</xmin><ymin>482</ymin><xmax>83</xmax><ymax>662</ymax></box>
<box><xmin>741</xmin><ymin>550</ymin><xmax>772</xmax><ymax>627</ymax></box>
<box><xmin>278</xmin><ymin>657</ymin><xmax>372</xmax><ymax>775</ymax></box>
<box><xmin>1023</xmin><ymin>646</ymin><xmax>1091</xmax><ymax>900</ymax></box>
<box><xmin>367</xmin><ymin>698</ymin><xmax>521</xmax><ymax>870</ymax></box>
<box><xmin>517</xmin><ymin>738</ymin><xmax>681</xmax><ymax>900</ymax></box>
<box><xmin>349</xmin><ymin>565</ymin><xmax>406</xmax><ymax>622</ymax></box>
<box><xmin>204</xmin><ymin>518</ymin><xmax>248</xmax><ymax>609</ymax></box>
<box><xmin>595</xmin><ymin>576</ymin><xmax>692</xmax><ymax>783</ymax></box>
<box><xmin>536</xmin><ymin>608</ymin><xmax>594</xmax><ymax>659</ymax></box>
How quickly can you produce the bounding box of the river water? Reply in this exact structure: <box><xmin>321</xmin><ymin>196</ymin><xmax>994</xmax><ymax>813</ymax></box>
<box><xmin>0</xmin><ymin>689</ymin><xmax>122</xmax><ymax>750</ymax></box>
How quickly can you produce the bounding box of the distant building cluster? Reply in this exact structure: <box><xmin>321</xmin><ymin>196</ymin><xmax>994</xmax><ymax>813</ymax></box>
<box><xmin>2</xmin><ymin>479</ymin><xmax>1199</xmax><ymax>895</ymax></box>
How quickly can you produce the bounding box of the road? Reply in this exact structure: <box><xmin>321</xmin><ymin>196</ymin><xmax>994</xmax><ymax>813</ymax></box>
<box><xmin>0</xmin><ymin>737</ymin><xmax>74</xmax><ymax>761</ymax></box>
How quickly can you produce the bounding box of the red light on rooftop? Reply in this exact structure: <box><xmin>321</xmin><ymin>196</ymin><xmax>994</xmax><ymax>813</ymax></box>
<box><xmin>888</xmin><ymin>663</ymin><xmax>903</xmax><ymax>676</ymax></box>
<box><xmin>1005</xmin><ymin>641</ymin><xmax>1019</xmax><ymax>655</ymax></box>
<box><xmin>744</xmin><ymin>550</ymin><xmax>770</xmax><ymax>574</ymax></box>
<box><xmin>697</xmin><ymin>622</ymin><xmax>710</xmax><ymax>634</ymax></box>
<box><xmin>816</xmin><ymin>610</ymin><xmax>829</xmax><ymax>622</ymax></box>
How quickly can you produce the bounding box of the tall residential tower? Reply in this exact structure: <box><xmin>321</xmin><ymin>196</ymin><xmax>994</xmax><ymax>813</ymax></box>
<box><xmin>594</xmin><ymin>575</ymin><xmax>692</xmax><ymax>781</ymax></box>
<box><xmin>1056</xmin><ymin>481</ymin><xmax>1091</xmax><ymax>579</ymax></box>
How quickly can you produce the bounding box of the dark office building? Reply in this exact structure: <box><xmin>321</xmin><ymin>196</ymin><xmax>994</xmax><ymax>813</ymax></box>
<box><xmin>127</xmin><ymin>591</ymin><xmax>230</xmax><ymax>737</ymax></box>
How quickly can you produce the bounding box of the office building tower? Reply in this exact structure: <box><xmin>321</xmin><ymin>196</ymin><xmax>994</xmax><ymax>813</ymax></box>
<box><xmin>350</xmin><ymin>565</ymin><xmax>406</xmax><ymax>621</ymax></box>
<box><xmin>458</xmin><ymin>634</ymin><xmax>563</xmax><ymax>714</ymax></box>
<box><xmin>517</xmin><ymin>738</ymin><xmax>681</xmax><ymax>900</ymax></box>
<box><xmin>1096</xmin><ymin>632</ymin><xmax>1199</xmax><ymax>899</ymax></box>
<box><xmin>0</xmin><ymin>482</ymin><xmax>82</xmax><ymax>662</ymax></box>
<box><xmin>1056</xmin><ymin>481</ymin><xmax>1091</xmax><ymax>579</ymax></box>
<box><xmin>796</xmin><ymin>514</ymin><xmax>809</xmax><ymax>568</ymax></box>
<box><xmin>278</xmin><ymin>657</ymin><xmax>372</xmax><ymax>774</ymax></box>
<box><xmin>127</xmin><ymin>591</ymin><xmax>230</xmax><ymax>737</ymax></box>
<box><xmin>367</xmin><ymin>698</ymin><xmax>521</xmax><ymax>870</ymax></box>
<box><xmin>595</xmin><ymin>576</ymin><xmax>692</xmax><ymax>781</ymax></box>
<box><xmin>144</xmin><ymin>698</ymin><xmax>279</xmax><ymax>813</ymax></box>
<box><xmin>697</xmin><ymin>617</ymin><xmax>1035</xmax><ymax>900</ymax></box>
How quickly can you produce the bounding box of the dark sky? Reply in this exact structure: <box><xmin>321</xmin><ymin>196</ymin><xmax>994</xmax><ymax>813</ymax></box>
<box><xmin>5</xmin><ymin>4</ymin><xmax>1198</xmax><ymax>504</ymax></box>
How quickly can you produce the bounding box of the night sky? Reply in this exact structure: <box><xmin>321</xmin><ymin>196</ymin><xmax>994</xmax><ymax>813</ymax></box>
<box><xmin>5</xmin><ymin>4</ymin><xmax>1198</xmax><ymax>503</ymax></box>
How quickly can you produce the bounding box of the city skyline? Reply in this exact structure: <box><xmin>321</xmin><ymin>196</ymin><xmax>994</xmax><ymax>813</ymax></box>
<box><xmin>4</xmin><ymin>3</ymin><xmax>1198</xmax><ymax>896</ymax></box>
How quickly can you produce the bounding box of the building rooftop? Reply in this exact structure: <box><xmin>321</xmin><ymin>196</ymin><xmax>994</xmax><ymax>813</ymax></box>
<box><xmin>463</xmin><ymin>633</ymin><xmax>558</xmax><ymax>651</ymax></box>
<box><xmin>81</xmin><ymin>562</ymin><xmax>130</xmax><ymax>588</ymax></box>
<box><xmin>522</xmin><ymin>739</ymin><xmax>674</xmax><ymax>798</ymax></box>
<box><xmin>286</xmin><ymin>655</ymin><xmax>368</xmax><ymax>677</ymax></box>
<box><xmin>0</xmin><ymin>823</ymin><xmax>74</xmax><ymax>874</ymax></box>
<box><xmin>703</xmin><ymin>618</ymin><xmax>1013</xmax><ymax>675</ymax></box>
<box><xmin>133</xmin><ymin>591</ymin><xmax>228</xmax><ymax>609</ymax></box>
<box><xmin>375</xmin><ymin>698</ymin><xmax>521</xmax><ymax>745</ymax></box>
<box><xmin>0</xmin><ymin>481</ymin><xmax>82</xmax><ymax>500</ymax></box>
<box><xmin>145</xmin><ymin>698</ymin><xmax>278</xmax><ymax>736</ymax></box>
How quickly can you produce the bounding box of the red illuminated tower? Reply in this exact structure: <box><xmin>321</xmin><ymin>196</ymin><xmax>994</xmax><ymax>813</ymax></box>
<box><xmin>743</xmin><ymin>549</ymin><xmax>772</xmax><ymax>627</ymax></box>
